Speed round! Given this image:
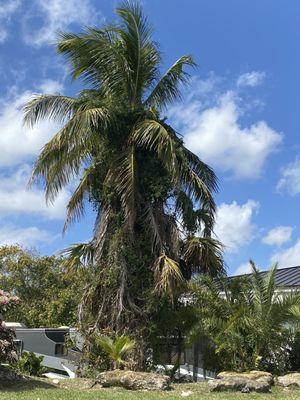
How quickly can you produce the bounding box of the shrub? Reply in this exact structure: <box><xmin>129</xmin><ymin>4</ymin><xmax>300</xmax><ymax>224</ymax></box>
<box><xmin>16</xmin><ymin>352</ymin><xmax>45</xmax><ymax>376</ymax></box>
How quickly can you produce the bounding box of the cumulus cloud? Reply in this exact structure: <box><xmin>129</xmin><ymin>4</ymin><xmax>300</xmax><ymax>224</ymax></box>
<box><xmin>214</xmin><ymin>200</ymin><xmax>259</xmax><ymax>253</ymax></box>
<box><xmin>237</xmin><ymin>71</ymin><xmax>266</xmax><ymax>87</ymax></box>
<box><xmin>271</xmin><ymin>240</ymin><xmax>300</xmax><ymax>268</ymax></box>
<box><xmin>262</xmin><ymin>226</ymin><xmax>293</xmax><ymax>247</ymax></box>
<box><xmin>0</xmin><ymin>0</ymin><xmax>21</xmax><ymax>42</ymax></box>
<box><xmin>0</xmin><ymin>165</ymin><xmax>69</xmax><ymax>219</ymax></box>
<box><xmin>177</xmin><ymin>90</ymin><xmax>282</xmax><ymax>179</ymax></box>
<box><xmin>277</xmin><ymin>157</ymin><xmax>300</xmax><ymax>196</ymax></box>
<box><xmin>234</xmin><ymin>261</ymin><xmax>253</xmax><ymax>276</ymax></box>
<box><xmin>0</xmin><ymin>224</ymin><xmax>53</xmax><ymax>247</ymax></box>
<box><xmin>0</xmin><ymin>87</ymin><xmax>62</xmax><ymax>167</ymax></box>
<box><xmin>23</xmin><ymin>0</ymin><xmax>103</xmax><ymax>47</ymax></box>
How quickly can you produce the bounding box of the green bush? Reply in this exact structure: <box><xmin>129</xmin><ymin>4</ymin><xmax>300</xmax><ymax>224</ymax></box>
<box><xmin>16</xmin><ymin>352</ymin><xmax>45</xmax><ymax>376</ymax></box>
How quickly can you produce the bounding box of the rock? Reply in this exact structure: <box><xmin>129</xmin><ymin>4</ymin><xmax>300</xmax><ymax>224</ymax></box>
<box><xmin>208</xmin><ymin>370</ymin><xmax>273</xmax><ymax>393</ymax></box>
<box><xmin>278</xmin><ymin>373</ymin><xmax>300</xmax><ymax>388</ymax></box>
<box><xmin>217</xmin><ymin>370</ymin><xmax>273</xmax><ymax>385</ymax></box>
<box><xmin>52</xmin><ymin>379</ymin><xmax>60</xmax><ymax>384</ymax></box>
<box><xmin>96</xmin><ymin>369</ymin><xmax>171</xmax><ymax>391</ymax></box>
<box><xmin>208</xmin><ymin>378</ymin><xmax>270</xmax><ymax>393</ymax></box>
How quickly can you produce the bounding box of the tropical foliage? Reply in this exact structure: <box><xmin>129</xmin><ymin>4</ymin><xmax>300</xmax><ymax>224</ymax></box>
<box><xmin>24</xmin><ymin>0</ymin><xmax>223</xmax><ymax>361</ymax></box>
<box><xmin>15</xmin><ymin>352</ymin><xmax>45</xmax><ymax>376</ymax></box>
<box><xmin>96</xmin><ymin>334</ymin><xmax>136</xmax><ymax>369</ymax></box>
<box><xmin>190</xmin><ymin>261</ymin><xmax>300</xmax><ymax>373</ymax></box>
<box><xmin>0</xmin><ymin>245</ymin><xmax>91</xmax><ymax>328</ymax></box>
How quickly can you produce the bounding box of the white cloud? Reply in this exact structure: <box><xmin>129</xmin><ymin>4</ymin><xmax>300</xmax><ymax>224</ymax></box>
<box><xmin>182</xmin><ymin>92</ymin><xmax>282</xmax><ymax>179</ymax></box>
<box><xmin>277</xmin><ymin>157</ymin><xmax>300</xmax><ymax>196</ymax></box>
<box><xmin>38</xmin><ymin>79</ymin><xmax>63</xmax><ymax>94</ymax></box>
<box><xmin>23</xmin><ymin>0</ymin><xmax>103</xmax><ymax>46</ymax></box>
<box><xmin>262</xmin><ymin>226</ymin><xmax>293</xmax><ymax>247</ymax></box>
<box><xmin>0</xmin><ymin>87</ymin><xmax>61</xmax><ymax>167</ymax></box>
<box><xmin>0</xmin><ymin>0</ymin><xmax>21</xmax><ymax>42</ymax></box>
<box><xmin>0</xmin><ymin>225</ymin><xmax>53</xmax><ymax>247</ymax></box>
<box><xmin>271</xmin><ymin>240</ymin><xmax>300</xmax><ymax>268</ymax></box>
<box><xmin>234</xmin><ymin>261</ymin><xmax>252</xmax><ymax>276</ymax></box>
<box><xmin>237</xmin><ymin>71</ymin><xmax>266</xmax><ymax>87</ymax></box>
<box><xmin>214</xmin><ymin>200</ymin><xmax>259</xmax><ymax>253</ymax></box>
<box><xmin>0</xmin><ymin>165</ymin><xmax>69</xmax><ymax>219</ymax></box>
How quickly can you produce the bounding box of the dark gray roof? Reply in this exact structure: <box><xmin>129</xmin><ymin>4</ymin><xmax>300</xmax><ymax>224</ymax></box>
<box><xmin>231</xmin><ymin>265</ymin><xmax>300</xmax><ymax>288</ymax></box>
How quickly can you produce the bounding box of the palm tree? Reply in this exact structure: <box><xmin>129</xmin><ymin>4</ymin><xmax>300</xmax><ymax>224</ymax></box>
<box><xmin>190</xmin><ymin>261</ymin><xmax>300</xmax><ymax>372</ymax></box>
<box><xmin>24</xmin><ymin>2</ymin><xmax>223</xmax><ymax>340</ymax></box>
<box><xmin>95</xmin><ymin>334</ymin><xmax>135</xmax><ymax>369</ymax></box>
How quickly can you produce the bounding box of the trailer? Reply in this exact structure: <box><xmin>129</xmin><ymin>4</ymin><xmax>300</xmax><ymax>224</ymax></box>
<box><xmin>5</xmin><ymin>322</ymin><xmax>82</xmax><ymax>377</ymax></box>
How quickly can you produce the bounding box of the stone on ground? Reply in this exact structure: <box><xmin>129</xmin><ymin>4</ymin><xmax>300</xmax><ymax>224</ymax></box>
<box><xmin>209</xmin><ymin>370</ymin><xmax>273</xmax><ymax>393</ymax></box>
<box><xmin>277</xmin><ymin>373</ymin><xmax>300</xmax><ymax>388</ymax></box>
<box><xmin>95</xmin><ymin>369</ymin><xmax>171</xmax><ymax>391</ymax></box>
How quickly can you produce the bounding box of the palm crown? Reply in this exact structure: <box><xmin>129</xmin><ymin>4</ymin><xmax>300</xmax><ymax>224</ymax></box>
<box><xmin>24</xmin><ymin>1</ymin><xmax>223</xmax><ymax>330</ymax></box>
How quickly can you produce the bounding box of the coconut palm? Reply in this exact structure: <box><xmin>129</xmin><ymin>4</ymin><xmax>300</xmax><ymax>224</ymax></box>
<box><xmin>191</xmin><ymin>261</ymin><xmax>300</xmax><ymax>372</ymax></box>
<box><xmin>24</xmin><ymin>2</ymin><xmax>223</xmax><ymax>336</ymax></box>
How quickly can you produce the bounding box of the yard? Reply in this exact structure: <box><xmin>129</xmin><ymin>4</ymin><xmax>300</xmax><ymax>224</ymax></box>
<box><xmin>1</xmin><ymin>379</ymin><xmax>300</xmax><ymax>400</ymax></box>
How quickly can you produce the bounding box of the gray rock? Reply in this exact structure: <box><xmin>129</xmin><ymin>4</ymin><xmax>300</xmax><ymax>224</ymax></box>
<box><xmin>95</xmin><ymin>369</ymin><xmax>171</xmax><ymax>391</ymax></box>
<box><xmin>209</xmin><ymin>378</ymin><xmax>270</xmax><ymax>393</ymax></box>
<box><xmin>278</xmin><ymin>373</ymin><xmax>300</xmax><ymax>388</ymax></box>
<box><xmin>209</xmin><ymin>370</ymin><xmax>273</xmax><ymax>393</ymax></box>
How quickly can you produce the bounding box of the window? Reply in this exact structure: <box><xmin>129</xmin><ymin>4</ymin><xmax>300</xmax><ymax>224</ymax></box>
<box><xmin>55</xmin><ymin>343</ymin><xmax>67</xmax><ymax>356</ymax></box>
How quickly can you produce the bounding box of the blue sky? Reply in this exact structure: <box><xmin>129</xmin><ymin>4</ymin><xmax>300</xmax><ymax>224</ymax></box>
<box><xmin>0</xmin><ymin>0</ymin><xmax>300</xmax><ymax>275</ymax></box>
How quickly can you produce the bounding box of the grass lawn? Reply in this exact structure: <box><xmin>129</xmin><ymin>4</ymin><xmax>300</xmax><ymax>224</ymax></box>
<box><xmin>1</xmin><ymin>379</ymin><xmax>300</xmax><ymax>400</ymax></box>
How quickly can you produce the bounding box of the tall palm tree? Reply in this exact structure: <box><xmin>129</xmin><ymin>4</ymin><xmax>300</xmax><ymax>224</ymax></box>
<box><xmin>24</xmin><ymin>2</ymin><xmax>223</xmax><ymax>339</ymax></box>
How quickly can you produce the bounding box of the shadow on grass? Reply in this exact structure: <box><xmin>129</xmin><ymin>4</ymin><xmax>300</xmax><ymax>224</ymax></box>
<box><xmin>0</xmin><ymin>378</ymin><xmax>57</xmax><ymax>392</ymax></box>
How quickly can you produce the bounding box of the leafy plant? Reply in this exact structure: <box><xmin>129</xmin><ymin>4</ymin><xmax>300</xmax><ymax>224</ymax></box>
<box><xmin>16</xmin><ymin>352</ymin><xmax>45</xmax><ymax>376</ymax></box>
<box><xmin>95</xmin><ymin>334</ymin><xmax>136</xmax><ymax>369</ymax></box>
<box><xmin>190</xmin><ymin>262</ymin><xmax>300</xmax><ymax>373</ymax></box>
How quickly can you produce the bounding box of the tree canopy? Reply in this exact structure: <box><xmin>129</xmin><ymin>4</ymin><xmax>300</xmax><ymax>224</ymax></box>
<box><xmin>24</xmin><ymin>1</ymin><xmax>223</xmax><ymax>364</ymax></box>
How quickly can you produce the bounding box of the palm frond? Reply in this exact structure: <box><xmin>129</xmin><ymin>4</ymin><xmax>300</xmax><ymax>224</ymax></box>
<box><xmin>116</xmin><ymin>1</ymin><xmax>159</xmax><ymax>105</ymax></box>
<box><xmin>144</xmin><ymin>55</ymin><xmax>196</xmax><ymax>109</ymax></box>
<box><xmin>106</xmin><ymin>146</ymin><xmax>138</xmax><ymax>232</ymax></box>
<box><xmin>60</xmin><ymin>242</ymin><xmax>95</xmax><ymax>270</ymax></box>
<box><xmin>132</xmin><ymin>119</ymin><xmax>178</xmax><ymax>176</ymax></box>
<box><xmin>184</xmin><ymin>236</ymin><xmax>225</xmax><ymax>277</ymax></box>
<box><xmin>153</xmin><ymin>253</ymin><xmax>185</xmax><ymax>303</ymax></box>
<box><xmin>24</xmin><ymin>94</ymin><xmax>76</xmax><ymax>127</ymax></box>
<box><xmin>63</xmin><ymin>164</ymin><xmax>98</xmax><ymax>231</ymax></box>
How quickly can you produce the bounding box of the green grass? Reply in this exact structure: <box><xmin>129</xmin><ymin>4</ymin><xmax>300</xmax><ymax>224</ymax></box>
<box><xmin>1</xmin><ymin>379</ymin><xmax>300</xmax><ymax>400</ymax></box>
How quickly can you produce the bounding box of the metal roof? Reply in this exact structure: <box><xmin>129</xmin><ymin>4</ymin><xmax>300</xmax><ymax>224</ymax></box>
<box><xmin>231</xmin><ymin>265</ymin><xmax>300</xmax><ymax>288</ymax></box>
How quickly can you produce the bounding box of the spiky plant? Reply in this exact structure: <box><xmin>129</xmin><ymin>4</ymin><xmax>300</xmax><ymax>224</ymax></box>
<box><xmin>24</xmin><ymin>1</ymin><xmax>224</xmax><ymax>354</ymax></box>
<box><xmin>95</xmin><ymin>334</ymin><xmax>135</xmax><ymax>369</ymax></box>
<box><xmin>190</xmin><ymin>261</ymin><xmax>300</xmax><ymax>372</ymax></box>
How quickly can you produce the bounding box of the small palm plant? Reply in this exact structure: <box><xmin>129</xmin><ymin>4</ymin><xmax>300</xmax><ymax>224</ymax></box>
<box><xmin>190</xmin><ymin>261</ymin><xmax>300</xmax><ymax>372</ymax></box>
<box><xmin>95</xmin><ymin>334</ymin><xmax>136</xmax><ymax>369</ymax></box>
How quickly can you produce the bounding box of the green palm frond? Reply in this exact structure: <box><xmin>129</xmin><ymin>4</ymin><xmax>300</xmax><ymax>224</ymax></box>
<box><xmin>144</xmin><ymin>55</ymin><xmax>196</xmax><ymax>109</ymax></box>
<box><xmin>64</xmin><ymin>164</ymin><xmax>98</xmax><ymax>231</ymax></box>
<box><xmin>106</xmin><ymin>146</ymin><xmax>138</xmax><ymax>232</ymax></box>
<box><xmin>24</xmin><ymin>94</ymin><xmax>76</xmax><ymax>126</ymax></box>
<box><xmin>116</xmin><ymin>1</ymin><xmax>159</xmax><ymax>105</ymax></box>
<box><xmin>96</xmin><ymin>334</ymin><xmax>135</xmax><ymax>368</ymax></box>
<box><xmin>184</xmin><ymin>236</ymin><xmax>225</xmax><ymax>276</ymax></box>
<box><xmin>60</xmin><ymin>242</ymin><xmax>95</xmax><ymax>270</ymax></box>
<box><xmin>132</xmin><ymin>119</ymin><xmax>178</xmax><ymax>175</ymax></box>
<box><xmin>180</xmin><ymin>146</ymin><xmax>218</xmax><ymax>193</ymax></box>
